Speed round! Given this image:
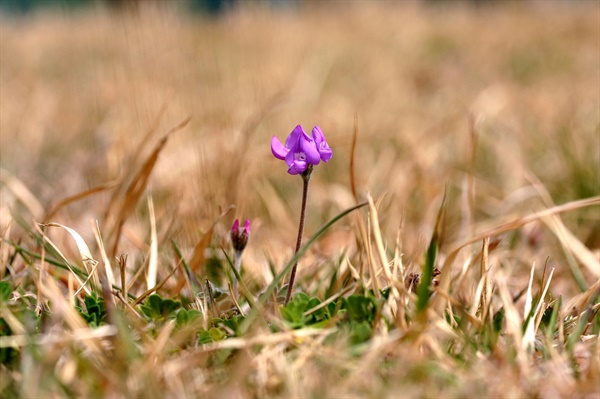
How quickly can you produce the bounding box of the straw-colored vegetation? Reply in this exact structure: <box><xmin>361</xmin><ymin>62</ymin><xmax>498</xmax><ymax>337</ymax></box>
<box><xmin>1</xmin><ymin>2</ymin><xmax>599</xmax><ymax>398</ymax></box>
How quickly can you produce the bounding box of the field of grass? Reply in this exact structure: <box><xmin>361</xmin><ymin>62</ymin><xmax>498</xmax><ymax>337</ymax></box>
<box><xmin>1</xmin><ymin>2</ymin><xmax>599</xmax><ymax>397</ymax></box>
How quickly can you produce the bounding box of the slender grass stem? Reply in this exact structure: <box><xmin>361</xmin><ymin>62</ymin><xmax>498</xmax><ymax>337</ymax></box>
<box><xmin>285</xmin><ymin>167</ymin><xmax>312</xmax><ymax>305</ymax></box>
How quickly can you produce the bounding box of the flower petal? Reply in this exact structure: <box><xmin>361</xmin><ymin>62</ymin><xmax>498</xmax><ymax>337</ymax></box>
<box><xmin>285</xmin><ymin>145</ymin><xmax>296</xmax><ymax>166</ymax></box>
<box><xmin>312</xmin><ymin>126</ymin><xmax>325</xmax><ymax>144</ymax></box>
<box><xmin>287</xmin><ymin>160</ymin><xmax>307</xmax><ymax>175</ymax></box>
<box><xmin>318</xmin><ymin>143</ymin><xmax>332</xmax><ymax>162</ymax></box>
<box><xmin>299</xmin><ymin>130</ymin><xmax>321</xmax><ymax>165</ymax></box>
<box><xmin>271</xmin><ymin>136</ymin><xmax>288</xmax><ymax>160</ymax></box>
<box><xmin>285</xmin><ymin>125</ymin><xmax>305</xmax><ymax>149</ymax></box>
<box><xmin>312</xmin><ymin>126</ymin><xmax>332</xmax><ymax>162</ymax></box>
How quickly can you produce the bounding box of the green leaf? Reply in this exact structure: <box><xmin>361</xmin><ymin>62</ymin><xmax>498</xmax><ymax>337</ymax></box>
<box><xmin>343</xmin><ymin>294</ymin><xmax>377</xmax><ymax>323</ymax></box>
<box><xmin>0</xmin><ymin>281</ymin><xmax>12</xmax><ymax>303</ymax></box>
<box><xmin>349</xmin><ymin>320</ymin><xmax>372</xmax><ymax>345</ymax></box>
<box><xmin>198</xmin><ymin>330</ymin><xmax>213</xmax><ymax>345</ymax></box>
<box><xmin>416</xmin><ymin>191</ymin><xmax>447</xmax><ymax>314</ymax></box>
<box><xmin>140</xmin><ymin>294</ymin><xmax>181</xmax><ymax>320</ymax></box>
<box><xmin>325</xmin><ymin>268</ymin><xmax>339</xmax><ymax>299</ymax></box>
<box><xmin>545</xmin><ymin>297</ymin><xmax>562</xmax><ymax>341</ymax></box>
<box><xmin>214</xmin><ymin>316</ymin><xmax>243</xmax><ymax>336</ymax></box>
<box><xmin>77</xmin><ymin>293</ymin><xmax>107</xmax><ymax>327</ymax></box>
<box><xmin>208</xmin><ymin>327</ymin><xmax>226</xmax><ymax>341</ymax></box>
<box><xmin>280</xmin><ymin>293</ymin><xmax>331</xmax><ymax>328</ymax></box>
<box><xmin>176</xmin><ymin>309</ymin><xmax>190</xmax><ymax>327</ymax></box>
<box><xmin>281</xmin><ymin>292</ymin><xmax>311</xmax><ymax>328</ymax></box>
<box><xmin>160</xmin><ymin>298</ymin><xmax>181</xmax><ymax>317</ymax></box>
<box><xmin>0</xmin><ymin>319</ymin><xmax>18</xmax><ymax>366</ymax></box>
<box><xmin>493</xmin><ymin>308</ymin><xmax>505</xmax><ymax>333</ymax></box>
<box><xmin>566</xmin><ymin>306</ymin><xmax>594</xmax><ymax>353</ymax></box>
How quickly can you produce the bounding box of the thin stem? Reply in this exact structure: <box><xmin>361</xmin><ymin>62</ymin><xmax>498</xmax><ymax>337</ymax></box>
<box><xmin>233</xmin><ymin>251</ymin><xmax>242</xmax><ymax>298</ymax></box>
<box><xmin>285</xmin><ymin>167</ymin><xmax>312</xmax><ymax>305</ymax></box>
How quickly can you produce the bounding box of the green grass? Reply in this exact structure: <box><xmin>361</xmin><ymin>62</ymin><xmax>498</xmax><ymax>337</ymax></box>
<box><xmin>1</xmin><ymin>3</ymin><xmax>599</xmax><ymax>398</ymax></box>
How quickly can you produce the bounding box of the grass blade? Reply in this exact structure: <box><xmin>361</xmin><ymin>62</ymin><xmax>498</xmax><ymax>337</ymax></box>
<box><xmin>416</xmin><ymin>190</ymin><xmax>447</xmax><ymax>315</ymax></box>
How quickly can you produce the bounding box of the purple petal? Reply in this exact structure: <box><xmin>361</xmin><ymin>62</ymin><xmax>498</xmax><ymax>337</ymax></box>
<box><xmin>312</xmin><ymin>126</ymin><xmax>325</xmax><ymax>144</ymax></box>
<box><xmin>287</xmin><ymin>160</ymin><xmax>307</xmax><ymax>175</ymax></box>
<box><xmin>299</xmin><ymin>131</ymin><xmax>321</xmax><ymax>165</ymax></box>
<box><xmin>231</xmin><ymin>219</ymin><xmax>239</xmax><ymax>234</ymax></box>
<box><xmin>318</xmin><ymin>144</ymin><xmax>332</xmax><ymax>162</ymax></box>
<box><xmin>243</xmin><ymin>219</ymin><xmax>251</xmax><ymax>234</ymax></box>
<box><xmin>312</xmin><ymin>126</ymin><xmax>332</xmax><ymax>162</ymax></box>
<box><xmin>271</xmin><ymin>136</ymin><xmax>288</xmax><ymax>160</ymax></box>
<box><xmin>285</xmin><ymin>125</ymin><xmax>305</xmax><ymax>149</ymax></box>
<box><xmin>284</xmin><ymin>144</ymin><xmax>297</xmax><ymax>166</ymax></box>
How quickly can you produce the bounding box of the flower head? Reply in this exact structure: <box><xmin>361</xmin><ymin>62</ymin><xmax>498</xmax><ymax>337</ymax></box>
<box><xmin>271</xmin><ymin>125</ymin><xmax>332</xmax><ymax>175</ymax></box>
<box><xmin>311</xmin><ymin>126</ymin><xmax>332</xmax><ymax>162</ymax></box>
<box><xmin>231</xmin><ymin>219</ymin><xmax>250</xmax><ymax>253</ymax></box>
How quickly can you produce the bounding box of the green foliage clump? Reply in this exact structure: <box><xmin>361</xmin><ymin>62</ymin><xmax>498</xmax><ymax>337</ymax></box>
<box><xmin>76</xmin><ymin>293</ymin><xmax>107</xmax><ymax>327</ymax></box>
<box><xmin>280</xmin><ymin>292</ymin><xmax>335</xmax><ymax>329</ymax></box>
<box><xmin>140</xmin><ymin>294</ymin><xmax>182</xmax><ymax>322</ymax></box>
<box><xmin>280</xmin><ymin>291</ymin><xmax>388</xmax><ymax>346</ymax></box>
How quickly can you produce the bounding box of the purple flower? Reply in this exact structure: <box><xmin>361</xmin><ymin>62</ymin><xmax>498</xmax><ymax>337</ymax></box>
<box><xmin>231</xmin><ymin>219</ymin><xmax>250</xmax><ymax>252</ymax></box>
<box><xmin>271</xmin><ymin>125</ymin><xmax>332</xmax><ymax>175</ymax></box>
<box><xmin>311</xmin><ymin>126</ymin><xmax>333</xmax><ymax>162</ymax></box>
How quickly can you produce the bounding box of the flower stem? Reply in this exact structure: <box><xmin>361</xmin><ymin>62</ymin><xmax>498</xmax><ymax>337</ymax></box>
<box><xmin>285</xmin><ymin>166</ymin><xmax>312</xmax><ymax>305</ymax></box>
<box><xmin>233</xmin><ymin>251</ymin><xmax>242</xmax><ymax>299</ymax></box>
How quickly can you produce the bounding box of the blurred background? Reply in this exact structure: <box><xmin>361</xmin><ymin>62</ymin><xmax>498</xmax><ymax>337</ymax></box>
<box><xmin>1</xmin><ymin>0</ymin><xmax>598</xmax><ymax>294</ymax></box>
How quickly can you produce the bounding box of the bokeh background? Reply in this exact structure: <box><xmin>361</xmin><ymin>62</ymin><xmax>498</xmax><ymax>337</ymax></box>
<box><xmin>1</xmin><ymin>0</ymin><xmax>598</xmax><ymax>294</ymax></box>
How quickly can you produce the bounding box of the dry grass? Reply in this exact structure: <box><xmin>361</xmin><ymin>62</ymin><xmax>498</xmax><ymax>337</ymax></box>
<box><xmin>0</xmin><ymin>2</ymin><xmax>599</xmax><ymax>398</ymax></box>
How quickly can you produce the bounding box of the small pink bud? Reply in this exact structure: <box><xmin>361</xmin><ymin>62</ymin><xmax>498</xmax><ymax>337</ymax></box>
<box><xmin>231</xmin><ymin>218</ymin><xmax>250</xmax><ymax>252</ymax></box>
